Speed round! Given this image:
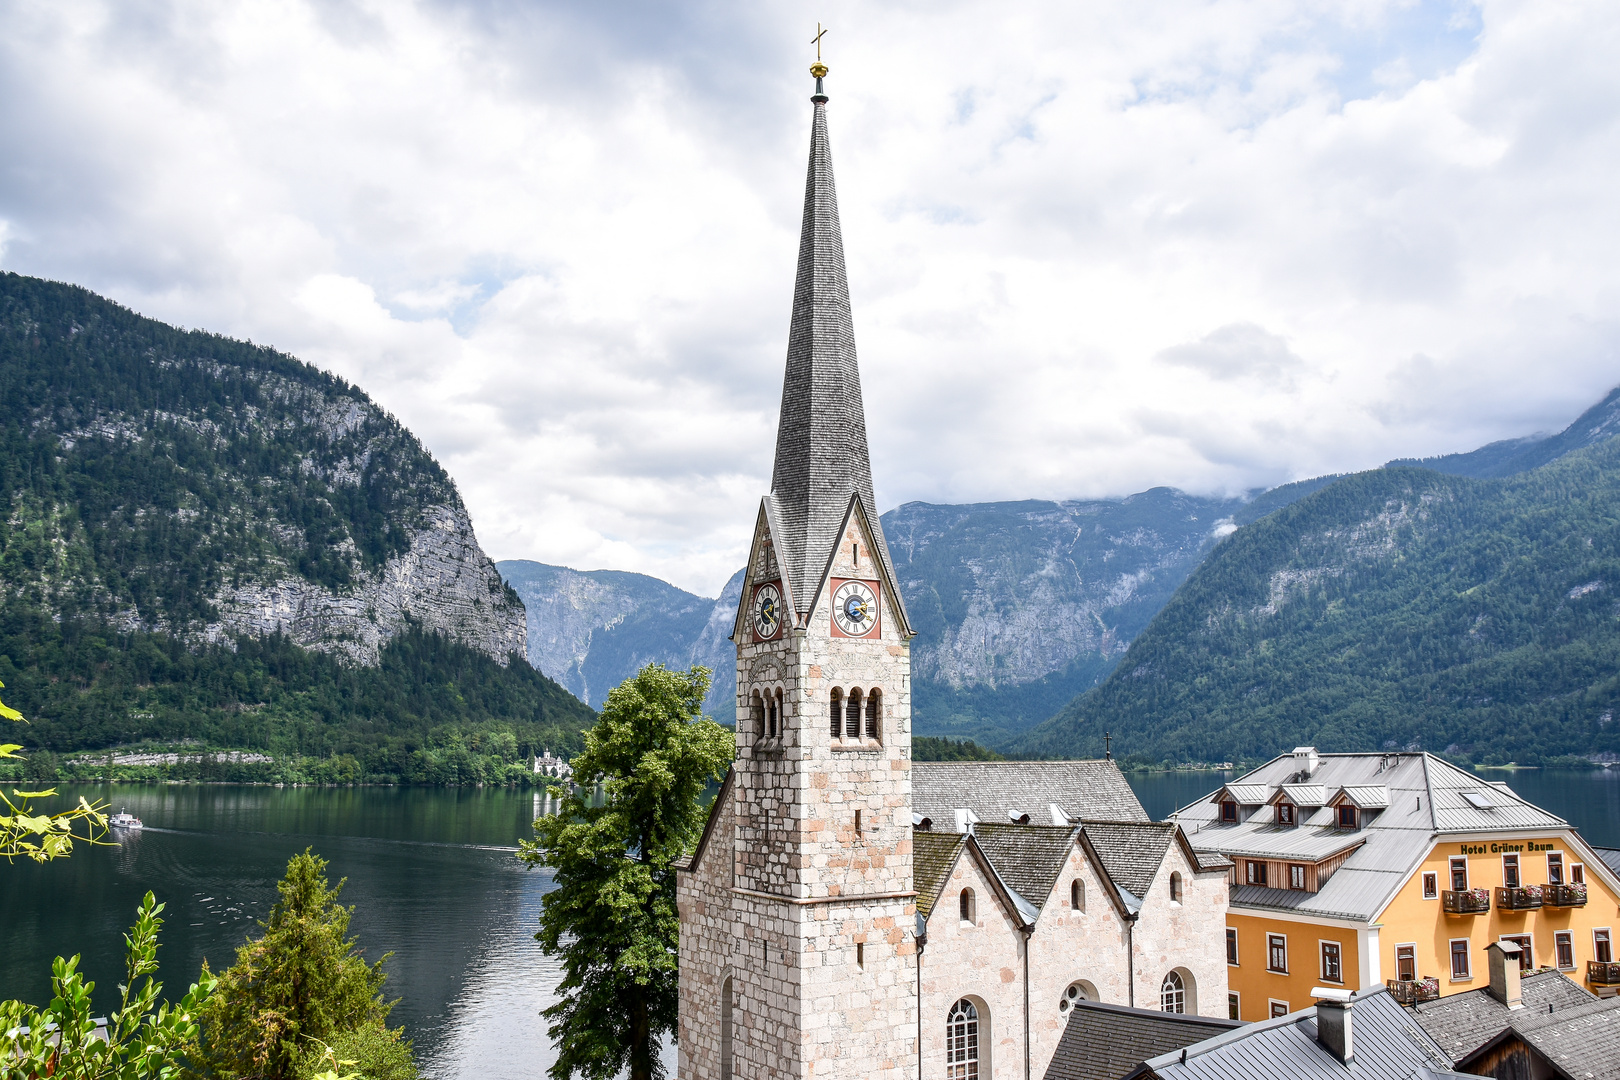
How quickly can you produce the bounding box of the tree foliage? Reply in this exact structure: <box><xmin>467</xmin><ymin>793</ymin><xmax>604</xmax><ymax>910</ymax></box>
<box><xmin>1019</xmin><ymin>438</ymin><xmax>1620</xmax><ymax>765</ymax></box>
<box><xmin>195</xmin><ymin>849</ymin><xmax>409</xmax><ymax>1080</ymax></box>
<box><xmin>912</xmin><ymin>735</ymin><xmax>1006</xmax><ymax>761</ymax></box>
<box><xmin>517</xmin><ymin>663</ymin><xmax>733</xmax><ymax>1080</ymax></box>
<box><xmin>0</xmin><ymin>677</ymin><xmax>106</xmax><ymax>861</ymax></box>
<box><xmin>0</xmin><ymin>891</ymin><xmax>214</xmax><ymax>1079</ymax></box>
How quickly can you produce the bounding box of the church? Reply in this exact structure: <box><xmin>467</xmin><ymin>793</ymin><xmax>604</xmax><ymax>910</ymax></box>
<box><xmin>675</xmin><ymin>61</ymin><xmax>1231</xmax><ymax>1080</ymax></box>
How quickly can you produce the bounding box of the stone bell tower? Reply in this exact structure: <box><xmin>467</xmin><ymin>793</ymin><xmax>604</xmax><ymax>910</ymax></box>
<box><xmin>720</xmin><ymin>57</ymin><xmax>918</xmax><ymax>1080</ymax></box>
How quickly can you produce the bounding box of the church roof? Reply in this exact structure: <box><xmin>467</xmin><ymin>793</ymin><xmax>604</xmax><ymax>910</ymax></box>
<box><xmin>767</xmin><ymin>78</ymin><xmax>901</xmax><ymax>622</ymax></box>
<box><xmin>912</xmin><ymin>830</ymin><xmax>968</xmax><ymax>919</ymax></box>
<box><xmin>970</xmin><ymin>823</ymin><xmax>1079</xmax><ymax>908</ymax></box>
<box><xmin>1081</xmin><ymin>821</ymin><xmax>1178</xmax><ymax>899</ymax></box>
<box><xmin>912</xmin><ymin>760</ymin><xmax>1150</xmax><ymax>827</ymax></box>
<box><xmin>1045</xmin><ymin>1000</ymin><xmax>1241</xmax><ymax>1080</ymax></box>
<box><xmin>1410</xmin><ymin>970</ymin><xmax>1597</xmax><ymax>1064</ymax></box>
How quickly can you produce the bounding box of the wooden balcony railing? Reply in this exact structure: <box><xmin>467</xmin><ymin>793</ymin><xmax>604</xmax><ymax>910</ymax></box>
<box><xmin>1495</xmin><ymin>886</ymin><xmax>1543</xmax><ymax>911</ymax></box>
<box><xmin>1545</xmin><ymin>883</ymin><xmax>1588</xmax><ymax>908</ymax></box>
<box><xmin>1588</xmin><ymin>961</ymin><xmax>1620</xmax><ymax>987</ymax></box>
<box><xmin>1442</xmin><ymin>889</ymin><xmax>1491</xmax><ymax>915</ymax></box>
<box><xmin>1387</xmin><ymin>978</ymin><xmax>1440</xmax><ymax>1006</ymax></box>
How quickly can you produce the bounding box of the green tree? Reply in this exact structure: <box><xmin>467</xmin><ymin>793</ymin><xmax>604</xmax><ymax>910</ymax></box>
<box><xmin>518</xmin><ymin>663</ymin><xmax>733</xmax><ymax>1080</ymax></box>
<box><xmin>195</xmin><ymin>849</ymin><xmax>409</xmax><ymax>1080</ymax></box>
<box><xmin>0</xmin><ymin>891</ymin><xmax>215</xmax><ymax>1079</ymax></box>
<box><xmin>0</xmin><ymin>678</ymin><xmax>106</xmax><ymax>861</ymax></box>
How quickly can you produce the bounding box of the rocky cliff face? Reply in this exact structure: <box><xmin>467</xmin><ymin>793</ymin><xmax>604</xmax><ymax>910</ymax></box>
<box><xmin>500</xmin><ymin>561</ymin><xmax>741</xmax><ymax>716</ymax></box>
<box><xmin>0</xmin><ymin>273</ymin><xmax>525</xmax><ymax>666</ymax></box>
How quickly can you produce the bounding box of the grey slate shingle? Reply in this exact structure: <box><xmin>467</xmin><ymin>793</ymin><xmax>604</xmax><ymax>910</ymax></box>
<box><xmin>1083</xmin><ymin>821</ymin><xmax>1177</xmax><ymax>899</ymax></box>
<box><xmin>971</xmin><ymin>823</ymin><xmax>1078</xmax><ymax>907</ymax></box>
<box><xmin>913</xmin><ymin>830</ymin><xmax>967</xmax><ymax>919</ymax></box>
<box><xmin>913</xmin><ymin>760</ymin><xmax>1150</xmax><ymax>827</ymax></box>
<box><xmin>1043</xmin><ymin>1000</ymin><xmax>1240</xmax><ymax>1080</ymax></box>
<box><xmin>1483</xmin><ymin>995</ymin><xmax>1620</xmax><ymax>1080</ymax></box>
<box><xmin>1409</xmin><ymin>969</ymin><xmax>1598</xmax><ymax>1063</ymax></box>
<box><xmin>768</xmin><ymin>93</ymin><xmax>900</xmax><ymax>621</ymax></box>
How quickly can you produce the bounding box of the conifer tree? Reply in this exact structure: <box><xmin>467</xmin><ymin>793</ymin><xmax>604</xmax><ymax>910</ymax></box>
<box><xmin>518</xmin><ymin>663</ymin><xmax>733</xmax><ymax>1080</ymax></box>
<box><xmin>195</xmin><ymin>848</ymin><xmax>412</xmax><ymax>1080</ymax></box>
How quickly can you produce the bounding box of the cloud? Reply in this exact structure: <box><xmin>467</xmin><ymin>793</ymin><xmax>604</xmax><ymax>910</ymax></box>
<box><xmin>2</xmin><ymin>0</ymin><xmax>1620</xmax><ymax>594</ymax></box>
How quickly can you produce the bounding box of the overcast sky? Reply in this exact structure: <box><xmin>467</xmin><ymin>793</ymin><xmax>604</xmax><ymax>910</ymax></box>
<box><xmin>3</xmin><ymin>0</ymin><xmax>1618</xmax><ymax>596</ymax></box>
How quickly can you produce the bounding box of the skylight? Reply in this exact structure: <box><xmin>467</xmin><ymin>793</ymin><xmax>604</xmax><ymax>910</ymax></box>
<box><xmin>1461</xmin><ymin>791</ymin><xmax>1495</xmax><ymax>810</ymax></box>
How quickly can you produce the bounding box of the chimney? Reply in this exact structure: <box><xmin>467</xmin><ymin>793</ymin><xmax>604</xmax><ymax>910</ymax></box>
<box><xmin>1487</xmin><ymin>941</ymin><xmax>1523</xmax><ymax>1009</ymax></box>
<box><xmin>1311</xmin><ymin>988</ymin><xmax>1353</xmax><ymax>1065</ymax></box>
<box><xmin>1293</xmin><ymin>746</ymin><xmax>1320</xmax><ymax>777</ymax></box>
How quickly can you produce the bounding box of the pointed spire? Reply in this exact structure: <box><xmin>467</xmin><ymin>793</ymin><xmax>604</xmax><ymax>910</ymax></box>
<box><xmin>768</xmin><ymin>68</ymin><xmax>888</xmax><ymax>618</ymax></box>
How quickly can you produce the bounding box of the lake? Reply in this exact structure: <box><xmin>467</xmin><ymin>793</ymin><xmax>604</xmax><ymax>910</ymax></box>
<box><xmin>3</xmin><ymin>768</ymin><xmax>1617</xmax><ymax>1077</ymax></box>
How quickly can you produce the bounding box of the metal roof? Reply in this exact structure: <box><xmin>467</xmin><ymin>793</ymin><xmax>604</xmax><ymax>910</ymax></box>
<box><xmin>1130</xmin><ymin>989</ymin><xmax>1463</xmax><ymax>1080</ymax></box>
<box><xmin>1278</xmin><ymin>784</ymin><xmax>1328</xmax><ymax>807</ymax></box>
<box><xmin>1176</xmin><ymin>752</ymin><xmax>1576</xmax><ymax>923</ymax></box>
<box><xmin>1213</xmin><ymin>783</ymin><xmax>1272</xmax><ymax>806</ymax></box>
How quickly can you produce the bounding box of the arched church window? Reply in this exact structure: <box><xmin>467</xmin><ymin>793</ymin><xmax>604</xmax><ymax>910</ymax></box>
<box><xmin>1161</xmin><ymin>970</ymin><xmax>1186</xmax><ymax>1014</ymax></box>
<box><xmin>845</xmin><ymin>688</ymin><xmax>862</xmax><ymax>739</ymax></box>
<box><xmin>865</xmin><ymin>689</ymin><xmax>881</xmax><ymax>740</ymax></box>
<box><xmin>1169</xmin><ymin>871</ymin><xmax>1183</xmax><ymax>903</ymax></box>
<box><xmin>946</xmin><ymin>999</ymin><xmax>979</xmax><ymax>1079</ymax></box>
<box><xmin>1071</xmin><ymin>879</ymin><xmax>1084</xmax><ymax>911</ymax></box>
<box><xmin>830</xmin><ymin>689</ymin><xmax>843</xmax><ymax>739</ymax></box>
<box><xmin>750</xmin><ymin>690</ymin><xmax>764</xmax><ymax>740</ymax></box>
<box><xmin>766</xmin><ymin>694</ymin><xmax>777</xmax><ymax>737</ymax></box>
<box><xmin>720</xmin><ymin>975</ymin><xmax>734</xmax><ymax>1080</ymax></box>
<box><xmin>959</xmin><ymin>888</ymin><xmax>976</xmax><ymax>925</ymax></box>
<box><xmin>774</xmin><ymin>688</ymin><xmax>785</xmax><ymax>737</ymax></box>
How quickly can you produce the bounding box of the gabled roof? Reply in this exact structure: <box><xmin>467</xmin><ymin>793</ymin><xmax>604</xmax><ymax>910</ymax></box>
<box><xmin>1333</xmin><ymin>785</ymin><xmax>1391</xmax><ymax>809</ymax></box>
<box><xmin>1410</xmin><ymin>969</ymin><xmax>1598</xmax><ymax>1063</ymax></box>
<box><xmin>1044</xmin><ymin>1000</ymin><xmax>1240</xmax><ymax>1080</ymax></box>
<box><xmin>766</xmin><ymin>83</ymin><xmax>901</xmax><ymax>621</ymax></box>
<box><xmin>913</xmin><ymin>761</ymin><xmax>1149</xmax><ymax>827</ymax></box>
<box><xmin>1128</xmin><ymin>988</ymin><xmax>1464</xmax><ymax>1080</ymax></box>
<box><xmin>1081</xmin><ymin>821</ymin><xmax>1176</xmax><ymax>899</ymax></box>
<box><xmin>1458</xmin><ymin>995</ymin><xmax>1620</xmax><ymax>1079</ymax></box>
<box><xmin>675</xmin><ymin>766</ymin><xmax>734</xmax><ymax>873</ymax></box>
<box><xmin>1212</xmin><ymin>783</ymin><xmax>1272</xmax><ymax>805</ymax></box>
<box><xmin>913</xmin><ymin>830</ymin><xmax>967</xmax><ymax>919</ymax></box>
<box><xmin>970</xmin><ymin>823</ymin><xmax>1078</xmax><ymax>908</ymax></box>
<box><xmin>1277</xmin><ymin>783</ymin><xmax>1328</xmax><ymax>807</ymax></box>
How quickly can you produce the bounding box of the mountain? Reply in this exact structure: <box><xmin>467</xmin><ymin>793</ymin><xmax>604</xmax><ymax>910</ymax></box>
<box><xmin>0</xmin><ymin>273</ymin><xmax>593</xmax><ymax>774</ymax></box>
<box><xmin>500</xmin><ymin>560</ymin><xmax>742</xmax><ymax>719</ymax></box>
<box><xmin>1386</xmin><ymin>386</ymin><xmax>1620</xmax><ymax>479</ymax></box>
<box><xmin>1015</xmin><ymin>434</ymin><xmax>1620</xmax><ymax>767</ymax></box>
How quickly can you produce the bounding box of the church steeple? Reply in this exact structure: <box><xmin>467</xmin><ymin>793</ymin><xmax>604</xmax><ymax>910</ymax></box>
<box><xmin>768</xmin><ymin>67</ymin><xmax>894</xmax><ymax>621</ymax></box>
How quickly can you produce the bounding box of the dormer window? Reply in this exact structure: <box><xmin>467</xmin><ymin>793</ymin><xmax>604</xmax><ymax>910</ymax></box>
<box><xmin>1337</xmin><ymin>805</ymin><xmax>1358</xmax><ymax>830</ymax></box>
<box><xmin>1220</xmin><ymin>801</ymin><xmax>1238</xmax><ymax>823</ymax></box>
<box><xmin>1276</xmin><ymin>802</ymin><xmax>1296</xmax><ymax>826</ymax></box>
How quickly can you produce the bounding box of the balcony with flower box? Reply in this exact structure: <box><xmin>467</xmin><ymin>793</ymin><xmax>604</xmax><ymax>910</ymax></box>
<box><xmin>1387</xmin><ymin>977</ymin><xmax>1440</xmax><ymax>1006</ymax></box>
<box><xmin>1589</xmin><ymin>961</ymin><xmax>1620</xmax><ymax>988</ymax></box>
<box><xmin>1545</xmin><ymin>883</ymin><xmax>1587</xmax><ymax>908</ymax></box>
<box><xmin>1443</xmin><ymin>888</ymin><xmax>1491</xmax><ymax>915</ymax></box>
<box><xmin>1495</xmin><ymin>885</ymin><xmax>1543</xmax><ymax>911</ymax></box>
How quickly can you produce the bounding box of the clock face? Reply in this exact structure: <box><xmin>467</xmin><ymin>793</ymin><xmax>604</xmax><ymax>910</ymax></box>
<box><xmin>752</xmin><ymin>582</ymin><xmax>783</xmax><ymax>640</ymax></box>
<box><xmin>832</xmin><ymin>579</ymin><xmax>879</xmax><ymax>637</ymax></box>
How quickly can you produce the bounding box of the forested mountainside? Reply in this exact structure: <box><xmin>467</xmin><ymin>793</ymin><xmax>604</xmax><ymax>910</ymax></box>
<box><xmin>499</xmin><ymin>560</ymin><xmax>741</xmax><ymax>718</ymax></box>
<box><xmin>1016</xmin><ymin>436</ymin><xmax>1620</xmax><ymax>767</ymax></box>
<box><xmin>0</xmin><ymin>274</ymin><xmax>593</xmax><ymax>776</ymax></box>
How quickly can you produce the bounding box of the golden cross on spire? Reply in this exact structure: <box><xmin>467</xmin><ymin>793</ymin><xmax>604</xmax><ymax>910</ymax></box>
<box><xmin>810</xmin><ymin>23</ymin><xmax>829</xmax><ymax>78</ymax></box>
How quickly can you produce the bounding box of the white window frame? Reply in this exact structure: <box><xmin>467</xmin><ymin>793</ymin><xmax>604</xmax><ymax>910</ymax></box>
<box><xmin>1547</xmin><ymin>850</ymin><xmax>1565</xmax><ymax>885</ymax></box>
<box><xmin>1289</xmin><ymin>864</ymin><xmax>1307</xmax><ymax>890</ymax></box>
<box><xmin>1394</xmin><ymin>942</ymin><xmax>1418</xmax><ymax>982</ymax></box>
<box><xmin>1572</xmin><ymin>862</ymin><xmax>1586</xmax><ymax>885</ymax></box>
<box><xmin>1449</xmin><ymin>937</ymin><xmax>1473</xmax><ymax>981</ymax></box>
<box><xmin>1594</xmin><ymin>928</ymin><xmax>1613</xmax><ymax>964</ymax></box>
<box><xmin>1499</xmin><ymin>933</ymin><xmax>1533</xmax><ymax>972</ymax></box>
<box><xmin>1422</xmin><ymin>871</ymin><xmax>1438</xmax><ymax>899</ymax></box>
<box><xmin>1268</xmin><ymin>999</ymin><xmax>1290</xmax><ymax>1018</ymax></box>
<box><xmin>1554</xmin><ymin>930</ymin><xmax>1575</xmax><ymax>971</ymax></box>
<box><xmin>1267</xmin><ymin>933</ymin><xmax>1289</xmax><ymax>974</ymax></box>
<box><xmin>1227</xmin><ymin>991</ymin><xmax>1240</xmax><ymax>1021</ymax></box>
<box><xmin>1319</xmin><ymin>940</ymin><xmax>1343</xmax><ymax>984</ymax></box>
<box><xmin>1227</xmin><ymin>928</ymin><xmax>1239</xmax><ymax>967</ymax></box>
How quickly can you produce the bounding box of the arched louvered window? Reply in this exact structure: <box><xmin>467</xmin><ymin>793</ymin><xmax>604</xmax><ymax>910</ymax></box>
<box><xmin>845</xmin><ymin>688</ymin><xmax>862</xmax><ymax>739</ymax></box>
<box><xmin>766</xmin><ymin>693</ymin><xmax>777</xmax><ymax>737</ymax></box>
<box><xmin>865</xmin><ymin>688</ymin><xmax>881</xmax><ymax>740</ymax></box>
<box><xmin>774</xmin><ymin>688</ymin><xmax>785</xmax><ymax>737</ymax></box>
<box><xmin>830</xmin><ymin>688</ymin><xmax>843</xmax><ymax>739</ymax></box>
<box><xmin>750</xmin><ymin>690</ymin><xmax>764</xmax><ymax>740</ymax></box>
<box><xmin>946</xmin><ymin>999</ymin><xmax>979</xmax><ymax>1079</ymax></box>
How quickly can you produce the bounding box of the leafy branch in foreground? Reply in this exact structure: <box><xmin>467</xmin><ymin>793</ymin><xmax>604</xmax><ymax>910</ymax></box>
<box><xmin>518</xmin><ymin>663</ymin><xmax>733</xmax><ymax>1080</ymax></box>
<box><xmin>0</xmin><ymin>677</ymin><xmax>105</xmax><ymax>861</ymax></box>
<box><xmin>0</xmin><ymin>891</ymin><xmax>214</xmax><ymax>1079</ymax></box>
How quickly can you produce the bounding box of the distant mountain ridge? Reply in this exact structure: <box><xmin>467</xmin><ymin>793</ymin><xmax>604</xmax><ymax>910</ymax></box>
<box><xmin>1017</xmin><ymin>394</ymin><xmax>1620</xmax><ymax>766</ymax></box>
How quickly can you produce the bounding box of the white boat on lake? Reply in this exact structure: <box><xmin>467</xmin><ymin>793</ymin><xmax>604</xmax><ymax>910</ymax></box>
<box><xmin>108</xmin><ymin>810</ymin><xmax>143</xmax><ymax>831</ymax></box>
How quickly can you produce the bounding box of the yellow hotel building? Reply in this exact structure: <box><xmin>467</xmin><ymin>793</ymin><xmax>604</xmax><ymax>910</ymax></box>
<box><xmin>1175</xmin><ymin>749</ymin><xmax>1620</xmax><ymax>1022</ymax></box>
